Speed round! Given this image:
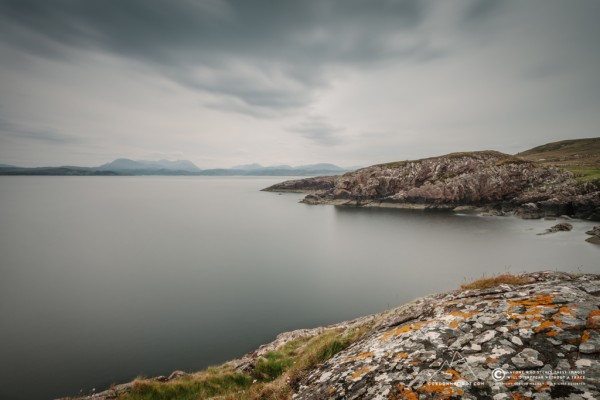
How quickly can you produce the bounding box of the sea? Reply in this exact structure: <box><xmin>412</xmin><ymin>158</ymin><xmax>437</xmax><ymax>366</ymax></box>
<box><xmin>0</xmin><ymin>176</ymin><xmax>598</xmax><ymax>399</ymax></box>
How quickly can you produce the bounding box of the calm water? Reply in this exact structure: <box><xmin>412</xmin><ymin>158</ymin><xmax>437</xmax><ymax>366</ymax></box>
<box><xmin>0</xmin><ymin>176</ymin><xmax>598</xmax><ymax>399</ymax></box>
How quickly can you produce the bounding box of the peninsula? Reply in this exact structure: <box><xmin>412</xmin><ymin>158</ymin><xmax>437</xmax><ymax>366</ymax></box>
<box><xmin>263</xmin><ymin>138</ymin><xmax>600</xmax><ymax>221</ymax></box>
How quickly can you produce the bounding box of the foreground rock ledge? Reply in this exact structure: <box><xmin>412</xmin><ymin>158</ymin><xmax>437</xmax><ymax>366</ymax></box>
<box><xmin>294</xmin><ymin>271</ymin><xmax>600</xmax><ymax>399</ymax></box>
<box><xmin>65</xmin><ymin>271</ymin><xmax>600</xmax><ymax>400</ymax></box>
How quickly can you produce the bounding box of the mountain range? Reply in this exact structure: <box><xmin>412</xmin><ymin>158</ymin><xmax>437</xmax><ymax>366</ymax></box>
<box><xmin>0</xmin><ymin>159</ymin><xmax>351</xmax><ymax>176</ymax></box>
<box><xmin>2</xmin><ymin>137</ymin><xmax>598</xmax><ymax>177</ymax></box>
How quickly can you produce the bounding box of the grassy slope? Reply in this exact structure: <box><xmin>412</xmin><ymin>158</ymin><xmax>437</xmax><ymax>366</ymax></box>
<box><xmin>516</xmin><ymin>137</ymin><xmax>600</xmax><ymax>182</ymax></box>
<box><xmin>117</xmin><ymin>326</ymin><xmax>371</xmax><ymax>400</ymax></box>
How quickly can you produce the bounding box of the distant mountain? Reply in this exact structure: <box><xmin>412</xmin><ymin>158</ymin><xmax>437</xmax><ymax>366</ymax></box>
<box><xmin>0</xmin><ymin>159</ymin><xmax>350</xmax><ymax>176</ymax></box>
<box><xmin>229</xmin><ymin>163</ymin><xmax>346</xmax><ymax>173</ymax></box>
<box><xmin>231</xmin><ymin>163</ymin><xmax>266</xmax><ymax>170</ymax></box>
<box><xmin>97</xmin><ymin>158</ymin><xmax>201</xmax><ymax>172</ymax></box>
<box><xmin>295</xmin><ymin>163</ymin><xmax>346</xmax><ymax>172</ymax></box>
<box><xmin>198</xmin><ymin>163</ymin><xmax>348</xmax><ymax>176</ymax></box>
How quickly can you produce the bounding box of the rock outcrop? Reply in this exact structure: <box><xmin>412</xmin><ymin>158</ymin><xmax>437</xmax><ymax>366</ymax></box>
<box><xmin>261</xmin><ymin>175</ymin><xmax>338</xmax><ymax>193</ymax></box>
<box><xmin>294</xmin><ymin>271</ymin><xmax>600</xmax><ymax>399</ymax></box>
<box><xmin>264</xmin><ymin>151</ymin><xmax>600</xmax><ymax>220</ymax></box>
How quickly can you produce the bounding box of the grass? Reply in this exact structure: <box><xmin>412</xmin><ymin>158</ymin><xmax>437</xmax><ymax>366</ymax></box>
<box><xmin>119</xmin><ymin>367</ymin><xmax>253</xmax><ymax>400</ymax></box>
<box><xmin>460</xmin><ymin>273</ymin><xmax>532</xmax><ymax>291</ymax></box>
<box><xmin>118</xmin><ymin>325</ymin><xmax>371</xmax><ymax>400</ymax></box>
<box><xmin>565</xmin><ymin>166</ymin><xmax>600</xmax><ymax>183</ymax></box>
<box><xmin>517</xmin><ymin>138</ymin><xmax>600</xmax><ymax>166</ymax></box>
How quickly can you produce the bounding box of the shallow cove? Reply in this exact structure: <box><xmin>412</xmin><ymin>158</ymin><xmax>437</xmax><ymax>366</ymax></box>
<box><xmin>0</xmin><ymin>176</ymin><xmax>597</xmax><ymax>400</ymax></box>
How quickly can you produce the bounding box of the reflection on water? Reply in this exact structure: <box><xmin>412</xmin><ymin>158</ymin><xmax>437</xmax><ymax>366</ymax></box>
<box><xmin>0</xmin><ymin>176</ymin><xmax>597</xmax><ymax>399</ymax></box>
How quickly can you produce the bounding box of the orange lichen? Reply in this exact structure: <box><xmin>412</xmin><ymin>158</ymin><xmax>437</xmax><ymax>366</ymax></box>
<box><xmin>349</xmin><ymin>366</ymin><xmax>371</xmax><ymax>380</ymax></box>
<box><xmin>485</xmin><ymin>357</ymin><xmax>498</xmax><ymax>364</ymax></box>
<box><xmin>535</xmin><ymin>382</ymin><xmax>550</xmax><ymax>392</ymax></box>
<box><xmin>394</xmin><ymin>352</ymin><xmax>409</xmax><ymax>359</ymax></box>
<box><xmin>446</xmin><ymin>368</ymin><xmax>461</xmax><ymax>381</ymax></box>
<box><xmin>587</xmin><ymin>310</ymin><xmax>600</xmax><ymax>329</ymax></box>
<box><xmin>381</xmin><ymin>321</ymin><xmax>429</xmax><ymax>340</ymax></box>
<box><xmin>505</xmin><ymin>372</ymin><xmax>523</xmax><ymax>387</ymax></box>
<box><xmin>507</xmin><ymin>295</ymin><xmax>554</xmax><ymax>313</ymax></box>
<box><xmin>343</xmin><ymin>352</ymin><xmax>374</xmax><ymax>362</ymax></box>
<box><xmin>534</xmin><ymin>320</ymin><xmax>557</xmax><ymax>333</ymax></box>
<box><xmin>328</xmin><ymin>386</ymin><xmax>335</xmax><ymax>395</ymax></box>
<box><xmin>511</xmin><ymin>393</ymin><xmax>532</xmax><ymax>400</ymax></box>
<box><xmin>420</xmin><ymin>383</ymin><xmax>464</xmax><ymax>397</ymax></box>
<box><xmin>507</xmin><ymin>295</ymin><xmax>581</xmax><ymax>336</ymax></box>
<box><xmin>446</xmin><ymin>310</ymin><xmax>478</xmax><ymax>329</ymax></box>
<box><xmin>389</xmin><ymin>384</ymin><xmax>419</xmax><ymax>400</ymax></box>
<box><xmin>582</xmin><ymin>330</ymin><xmax>591</xmax><ymax>343</ymax></box>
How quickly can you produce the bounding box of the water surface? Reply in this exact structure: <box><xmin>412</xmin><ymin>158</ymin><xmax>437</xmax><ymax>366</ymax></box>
<box><xmin>0</xmin><ymin>176</ymin><xmax>597</xmax><ymax>399</ymax></box>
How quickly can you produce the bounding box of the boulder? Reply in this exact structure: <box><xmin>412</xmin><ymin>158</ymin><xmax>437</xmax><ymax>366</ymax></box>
<box><xmin>537</xmin><ymin>222</ymin><xmax>573</xmax><ymax>235</ymax></box>
<box><xmin>585</xmin><ymin>225</ymin><xmax>600</xmax><ymax>245</ymax></box>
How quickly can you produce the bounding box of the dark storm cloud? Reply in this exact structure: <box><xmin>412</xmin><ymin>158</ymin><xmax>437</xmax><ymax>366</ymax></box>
<box><xmin>0</xmin><ymin>0</ymin><xmax>430</xmax><ymax>114</ymax></box>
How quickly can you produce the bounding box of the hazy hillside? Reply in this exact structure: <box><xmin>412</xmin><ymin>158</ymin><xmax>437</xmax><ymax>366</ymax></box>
<box><xmin>97</xmin><ymin>158</ymin><xmax>201</xmax><ymax>172</ymax></box>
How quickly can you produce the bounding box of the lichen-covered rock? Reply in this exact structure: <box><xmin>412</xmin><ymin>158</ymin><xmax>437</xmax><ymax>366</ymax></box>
<box><xmin>264</xmin><ymin>151</ymin><xmax>600</xmax><ymax>220</ymax></box>
<box><xmin>294</xmin><ymin>271</ymin><xmax>600</xmax><ymax>400</ymax></box>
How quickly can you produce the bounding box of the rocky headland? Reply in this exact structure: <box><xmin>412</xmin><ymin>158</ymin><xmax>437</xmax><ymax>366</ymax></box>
<box><xmin>263</xmin><ymin>151</ymin><xmax>600</xmax><ymax>221</ymax></box>
<box><xmin>65</xmin><ymin>271</ymin><xmax>600</xmax><ymax>400</ymax></box>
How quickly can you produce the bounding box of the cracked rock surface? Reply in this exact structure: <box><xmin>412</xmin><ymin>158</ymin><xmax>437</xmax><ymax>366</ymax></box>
<box><xmin>293</xmin><ymin>271</ymin><xmax>600</xmax><ymax>400</ymax></box>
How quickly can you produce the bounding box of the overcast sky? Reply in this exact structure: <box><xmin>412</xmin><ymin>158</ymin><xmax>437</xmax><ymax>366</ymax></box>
<box><xmin>0</xmin><ymin>0</ymin><xmax>599</xmax><ymax>168</ymax></box>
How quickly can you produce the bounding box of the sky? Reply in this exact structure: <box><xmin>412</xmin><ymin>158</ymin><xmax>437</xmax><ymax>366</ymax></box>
<box><xmin>0</xmin><ymin>0</ymin><xmax>599</xmax><ymax>168</ymax></box>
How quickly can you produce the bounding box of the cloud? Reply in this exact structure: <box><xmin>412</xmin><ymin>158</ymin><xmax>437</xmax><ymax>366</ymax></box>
<box><xmin>0</xmin><ymin>0</ymin><xmax>430</xmax><ymax>115</ymax></box>
<box><xmin>287</xmin><ymin>116</ymin><xmax>344</xmax><ymax>146</ymax></box>
<box><xmin>1</xmin><ymin>0</ymin><xmax>599</xmax><ymax>167</ymax></box>
<box><xmin>461</xmin><ymin>0</ymin><xmax>506</xmax><ymax>24</ymax></box>
<box><xmin>0</xmin><ymin>116</ymin><xmax>77</xmax><ymax>144</ymax></box>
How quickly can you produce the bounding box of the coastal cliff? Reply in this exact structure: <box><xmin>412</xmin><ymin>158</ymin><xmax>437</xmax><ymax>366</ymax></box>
<box><xmin>65</xmin><ymin>271</ymin><xmax>600</xmax><ymax>400</ymax></box>
<box><xmin>263</xmin><ymin>150</ymin><xmax>600</xmax><ymax>221</ymax></box>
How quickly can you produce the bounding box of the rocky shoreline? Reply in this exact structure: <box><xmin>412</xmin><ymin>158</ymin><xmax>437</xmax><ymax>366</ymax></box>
<box><xmin>292</xmin><ymin>271</ymin><xmax>600</xmax><ymax>399</ymax></box>
<box><xmin>263</xmin><ymin>151</ymin><xmax>600</xmax><ymax>222</ymax></box>
<box><xmin>64</xmin><ymin>271</ymin><xmax>600</xmax><ymax>400</ymax></box>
